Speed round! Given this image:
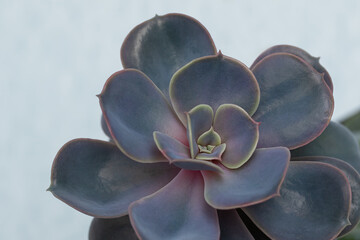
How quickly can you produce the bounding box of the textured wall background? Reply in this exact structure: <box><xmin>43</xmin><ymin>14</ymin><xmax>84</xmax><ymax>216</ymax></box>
<box><xmin>1</xmin><ymin>0</ymin><xmax>359</xmax><ymax>239</ymax></box>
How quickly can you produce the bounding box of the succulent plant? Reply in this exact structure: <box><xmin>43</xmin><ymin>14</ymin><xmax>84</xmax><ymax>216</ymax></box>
<box><xmin>49</xmin><ymin>13</ymin><xmax>360</xmax><ymax>240</ymax></box>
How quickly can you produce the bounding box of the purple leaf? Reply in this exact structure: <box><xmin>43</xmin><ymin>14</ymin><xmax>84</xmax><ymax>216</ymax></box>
<box><xmin>170</xmin><ymin>53</ymin><xmax>260</xmax><ymax>124</ymax></box>
<box><xmin>251</xmin><ymin>44</ymin><xmax>333</xmax><ymax>91</ymax></box>
<box><xmin>252</xmin><ymin>53</ymin><xmax>334</xmax><ymax>149</ymax></box>
<box><xmin>213</xmin><ymin>104</ymin><xmax>259</xmax><ymax>168</ymax></box>
<box><xmin>202</xmin><ymin>147</ymin><xmax>290</xmax><ymax>209</ymax></box>
<box><xmin>48</xmin><ymin>139</ymin><xmax>179</xmax><ymax>217</ymax></box>
<box><xmin>99</xmin><ymin>69</ymin><xmax>187</xmax><ymax>163</ymax></box>
<box><xmin>129</xmin><ymin>170</ymin><xmax>220</xmax><ymax>240</ymax></box>
<box><xmin>121</xmin><ymin>13</ymin><xmax>216</xmax><ymax>98</ymax></box>
<box><xmin>243</xmin><ymin>161</ymin><xmax>351</xmax><ymax>240</ymax></box>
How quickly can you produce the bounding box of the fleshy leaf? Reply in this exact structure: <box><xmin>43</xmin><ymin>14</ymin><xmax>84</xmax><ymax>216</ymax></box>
<box><xmin>252</xmin><ymin>53</ymin><xmax>334</xmax><ymax>149</ymax></box>
<box><xmin>48</xmin><ymin>139</ymin><xmax>179</xmax><ymax>217</ymax></box>
<box><xmin>218</xmin><ymin>210</ymin><xmax>254</xmax><ymax>240</ymax></box>
<box><xmin>196</xmin><ymin>143</ymin><xmax>226</xmax><ymax>161</ymax></box>
<box><xmin>129</xmin><ymin>170</ymin><xmax>220</xmax><ymax>240</ymax></box>
<box><xmin>153</xmin><ymin>131</ymin><xmax>190</xmax><ymax>161</ymax></box>
<box><xmin>171</xmin><ymin>158</ymin><xmax>223</xmax><ymax>172</ymax></box>
<box><xmin>251</xmin><ymin>45</ymin><xmax>333</xmax><ymax>91</ymax></box>
<box><xmin>202</xmin><ymin>147</ymin><xmax>290</xmax><ymax>209</ymax></box>
<box><xmin>197</xmin><ymin>127</ymin><xmax>221</xmax><ymax>146</ymax></box>
<box><xmin>89</xmin><ymin>216</ymin><xmax>137</xmax><ymax>240</ymax></box>
<box><xmin>292</xmin><ymin>156</ymin><xmax>360</xmax><ymax>237</ymax></box>
<box><xmin>170</xmin><ymin>54</ymin><xmax>260</xmax><ymax>124</ymax></box>
<box><xmin>99</xmin><ymin>69</ymin><xmax>186</xmax><ymax>163</ymax></box>
<box><xmin>292</xmin><ymin>121</ymin><xmax>360</xmax><ymax>173</ymax></box>
<box><xmin>100</xmin><ymin>115</ymin><xmax>111</xmax><ymax>139</ymax></box>
<box><xmin>213</xmin><ymin>104</ymin><xmax>259</xmax><ymax>169</ymax></box>
<box><xmin>153</xmin><ymin>131</ymin><xmax>222</xmax><ymax>172</ymax></box>
<box><xmin>243</xmin><ymin>161</ymin><xmax>351</xmax><ymax>240</ymax></box>
<box><xmin>186</xmin><ymin>104</ymin><xmax>214</xmax><ymax>158</ymax></box>
<box><xmin>121</xmin><ymin>13</ymin><xmax>216</xmax><ymax>97</ymax></box>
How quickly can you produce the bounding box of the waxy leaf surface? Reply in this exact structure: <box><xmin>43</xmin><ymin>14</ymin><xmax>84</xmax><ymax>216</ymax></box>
<box><xmin>121</xmin><ymin>13</ymin><xmax>216</xmax><ymax>97</ymax></box>
<box><xmin>293</xmin><ymin>156</ymin><xmax>360</xmax><ymax>237</ymax></box>
<box><xmin>186</xmin><ymin>104</ymin><xmax>214</xmax><ymax>158</ymax></box>
<box><xmin>292</xmin><ymin>121</ymin><xmax>360</xmax><ymax>173</ymax></box>
<box><xmin>89</xmin><ymin>216</ymin><xmax>137</xmax><ymax>240</ymax></box>
<box><xmin>196</xmin><ymin>143</ymin><xmax>226</xmax><ymax>161</ymax></box>
<box><xmin>202</xmin><ymin>147</ymin><xmax>290</xmax><ymax>209</ymax></box>
<box><xmin>99</xmin><ymin>69</ymin><xmax>186</xmax><ymax>163</ymax></box>
<box><xmin>252</xmin><ymin>53</ymin><xmax>334</xmax><ymax>149</ymax></box>
<box><xmin>129</xmin><ymin>170</ymin><xmax>220</xmax><ymax>240</ymax></box>
<box><xmin>170</xmin><ymin>54</ymin><xmax>260</xmax><ymax>124</ymax></box>
<box><xmin>153</xmin><ymin>131</ymin><xmax>222</xmax><ymax>172</ymax></box>
<box><xmin>101</xmin><ymin>115</ymin><xmax>111</xmax><ymax>139</ymax></box>
<box><xmin>251</xmin><ymin>45</ymin><xmax>333</xmax><ymax>91</ymax></box>
<box><xmin>213</xmin><ymin>104</ymin><xmax>259</xmax><ymax>168</ymax></box>
<box><xmin>171</xmin><ymin>158</ymin><xmax>223</xmax><ymax>172</ymax></box>
<box><xmin>218</xmin><ymin>210</ymin><xmax>254</xmax><ymax>240</ymax></box>
<box><xmin>243</xmin><ymin>161</ymin><xmax>351</xmax><ymax>240</ymax></box>
<box><xmin>153</xmin><ymin>131</ymin><xmax>190</xmax><ymax>161</ymax></box>
<box><xmin>49</xmin><ymin>139</ymin><xmax>179</xmax><ymax>217</ymax></box>
<box><xmin>197</xmin><ymin>127</ymin><xmax>221</xmax><ymax>146</ymax></box>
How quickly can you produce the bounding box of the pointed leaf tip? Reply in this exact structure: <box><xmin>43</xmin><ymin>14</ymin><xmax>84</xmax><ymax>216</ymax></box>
<box><xmin>251</xmin><ymin>45</ymin><xmax>333</xmax><ymax>91</ymax></box>
<box><xmin>252</xmin><ymin>53</ymin><xmax>334</xmax><ymax>149</ymax></box>
<box><xmin>46</xmin><ymin>185</ymin><xmax>54</xmax><ymax>192</ymax></box>
<box><xmin>50</xmin><ymin>138</ymin><xmax>179</xmax><ymax>217</ymax></box>
<box><xmin>100</xmin><ymin>69</ymin><xmax>186</xmax><ymax>163</ymax></box>
<box><xmin>121</xmin><ymin>13</ymin><xmax>216</xmax><ymax>97</ymax></box>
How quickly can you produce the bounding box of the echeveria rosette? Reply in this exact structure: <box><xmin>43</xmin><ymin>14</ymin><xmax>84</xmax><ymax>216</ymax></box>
<box><xmin>48</xmin><ymin>13</ymin><xmax>360</xmax><ymax>240</ymax></box>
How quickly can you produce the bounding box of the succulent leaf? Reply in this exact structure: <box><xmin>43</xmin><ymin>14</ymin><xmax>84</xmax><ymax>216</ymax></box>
<box><xmin>202</xmin><ymin>147</ymin><xmax>290</xmax><ymax>209</ymax></box>
<box><xmin>121</xmin><ymin>13</ymin><xmax>216</xmax><ymax>98</ymax></box>
<box><xmin>197</xmin><ymin>127</ymin><xmax>222</xmax><ymax>146</ymax></box>
<box><xmin>48</xmin><ymin>139</ymin><xmax>179</xmax><ymax>217</ymax></box>
<box><xmin>99</xmin><ymin>69</ymin><xmax>187</xmax><ymax>163</ymax></box>
<box><xmin>186</xmin><ymin>104</ymin><xmax>214</xmax><ymax>158</ymax></box>
<box><xmin>171</xmin><ymin>158</ymin><xmax>224</xmax><ymax>172</ymax></box>
<box><xmin>292</xmin><ymin>156</ymin><xmax>360</xmax><ymax>237</ymax></box>
<box><xmin>213</xmin><ymin>104</ymin><xmax>259</xmax><ymax>169</ymax></box>
<box><xmin>89</xmin><ymin>216</ymin><xmax>137</xmax><ymax>240</ymax></box>
<box><xmin>129</xmin><ymin>170</ymin><xmax>220</xmax><ymax>240</ymax></box>
<box><xmin>292</xmin><ymin>121</ymin><xmax>360</xmax><ymax>173</ymax></box>
<box><xmin>243</xmin><ymin>161</ymin><xmax>351</xmax><ymax>240</ymax></box>
<box><xmin>153</xmin><ymin>130</ymin><xmax>223</xmax><ymax>172</ymax></box>
<box><xmin>170</xmin><ymin>54</ymin><xmax>260</xmax><ymax>124</ymax></box>
<box><xmin>196</xmin><ymin>143</ymin><xmax>226</xmax><ymax>161</ymax></box>
<box><xmin>153</xmin><ymin>131</ymin><xmax>190</xmax><ymax>161</ymax></box>
<box><xmin>252</xmin><ymin>53</ymin><xmax>334</xmax><ymax>149</ymax></box>
<box><xmin>100</xmin><ymin>115</ymin><xmax>111</xmax><ymax>139</ymax></box>
<box><xmin>251</xmin><ymin>45</ymin><xmax>333</xmax><ymax>91</ymax></box>
<box><xmin>49</xmin><ymin>13</ymin><xmax>360</xmax><ymax>240</ymax></box>
<box><xmin>218</xmin><ymin>210</ymin><xmax>254</xmax><ymax>240</ymax></box>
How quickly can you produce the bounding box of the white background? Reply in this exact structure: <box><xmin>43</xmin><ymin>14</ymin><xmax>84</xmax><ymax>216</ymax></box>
<box><xmin>1</xmin><ymin>0</ymin><xmax>360</xmax><ymax>239</ymax></box>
